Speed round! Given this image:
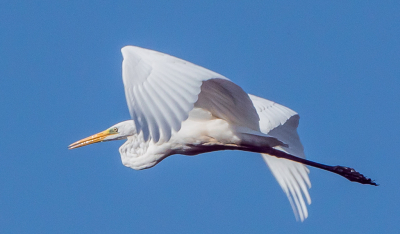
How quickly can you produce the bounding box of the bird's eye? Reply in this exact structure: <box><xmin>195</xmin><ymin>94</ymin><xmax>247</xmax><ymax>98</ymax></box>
<box><xmin>113</xmin><ymin>127</ymin><xmax>118</xmax><ymax>132</ymax></box>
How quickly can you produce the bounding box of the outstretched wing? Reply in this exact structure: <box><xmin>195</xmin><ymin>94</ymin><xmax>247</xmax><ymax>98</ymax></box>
<box><xmin>121</xmin><ymin>46</ymin><xmax>259</xmax><ymax>143</ymax></box>
<box><xmin>249</xmin><ymin>94</ymin><xmax>311</xmax><ymax>221</ymax></box>
<box><xmin>121</xmin><ymin>46</ymin><xmax>228</xmax><ymax>142</ymax></box>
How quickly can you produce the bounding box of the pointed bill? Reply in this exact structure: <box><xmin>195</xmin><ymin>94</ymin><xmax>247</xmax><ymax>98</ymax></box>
<box><xmin>68</xmin><ymin>129</ymin><xmax>116</xmax><ymax>149</ymax></box>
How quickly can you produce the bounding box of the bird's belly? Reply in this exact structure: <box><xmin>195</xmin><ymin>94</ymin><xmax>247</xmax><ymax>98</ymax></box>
<box><xmin>170</xmin><ymin>109</ymin><xmax>242</xmax><ymax>155</ymax></box>
<box><xmin>167</xmin><ymin>107</ymin><xmax>285</xmax><ymax>156</ymax></box>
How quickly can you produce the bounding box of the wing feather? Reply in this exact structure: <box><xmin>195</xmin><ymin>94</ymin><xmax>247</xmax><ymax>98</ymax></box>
<box><xmin>153</xmin><ymin>73</ymin><xmax>191</xmax><ymax>116</ymax></box>
<box><xmin>145</xmin><ymin>79</ymin><xmax>178</xmax><ymax>140</ymax></box>
<box><xmin>195</xmin><ymin>79</ymin><xmax>260</xmax><ymax>131</ymax></box>
<box><xmin>121</xmin><ymin>46</ymin><xmax>228</xmax><ymax>142</ymax></box>
<box><xmin>121</xmin><ymin>45</ymin><xmax>311</xmax><ymax>220</ymax></box>
<box><xmin>249</xmin><ymin>94</ymin><xmax>311</xmax><ymax>221</ymax></box>
<box><xmin>151</xmin><ymin>75</ymin><xmax>188</xmax><ymax>126</ymax></box>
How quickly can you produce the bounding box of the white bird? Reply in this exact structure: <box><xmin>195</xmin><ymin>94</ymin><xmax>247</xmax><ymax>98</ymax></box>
<box><xmin>69</xmin><ymin>46</ymin><xmax>377</xmax><ymax>221</ymax></box>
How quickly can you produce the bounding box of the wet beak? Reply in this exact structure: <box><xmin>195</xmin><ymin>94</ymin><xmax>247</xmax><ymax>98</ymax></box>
<box><xmin>68</xmin><ymin>129</ymin><xmax>116</xmax><ymax>149</ymax></box>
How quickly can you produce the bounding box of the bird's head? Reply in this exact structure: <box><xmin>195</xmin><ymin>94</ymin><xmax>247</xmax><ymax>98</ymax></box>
<box><xmin>68</xmin><ymin>120</ymin><xmax>136</xmax><ymax>149</ymax></box>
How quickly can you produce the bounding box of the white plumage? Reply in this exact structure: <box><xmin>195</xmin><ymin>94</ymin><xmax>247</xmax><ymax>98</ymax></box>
<box><xmin>122</xmin><ymin>46</ymin><xmax>310</xmax><ymax>220</ymax></box>
<box><xmin>70</xmin><ymin>45</ymin><xmax>377</xmax><ymax>221</ymax></box>
<box><xmin>69</xmin><ymin>46</ymin><xmax>328</xmax><ymax>221</ymax></box>
<box><xmin>251</xmin><ymin>95</ymin><xmax>311</xmax><ymax>221</ymax></box>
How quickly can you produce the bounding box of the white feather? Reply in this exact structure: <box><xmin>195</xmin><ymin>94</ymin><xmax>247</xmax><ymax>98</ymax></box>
<box><xmin>72</xmin><ymin>46</ymin><xmax>314</xmax><ymax>222</ymax></box>
<box><xmin>121</xmin><ymin>46</ymin><xmax>228</xmax><ymax>142</ymax></box>
<box><xmin>249</xmin><ymin>94</ymin><xmax>311</xmax><ymax>221</ymax></box>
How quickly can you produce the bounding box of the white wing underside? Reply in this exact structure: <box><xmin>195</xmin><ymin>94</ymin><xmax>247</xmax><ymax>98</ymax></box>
<box><xmin>121</xmin><ymin>46</ymin><xmax>311</xmax><ymax>221</ymax></box>
<box><xmin>250</xmin><ymin>94</ymin><xmax>311</xmax><ymax>221</ymax></box>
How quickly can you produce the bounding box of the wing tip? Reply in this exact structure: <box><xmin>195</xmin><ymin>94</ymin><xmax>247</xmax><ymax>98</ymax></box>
<box><xmin>121</xmin><ymin>45</ymin><xmax>149</xmax><ymax>58</ymax></box>
<box><xmin>262</xmin><ymin>154</ymin><xmax>312</xmax><ymax>221</ymax></box>
<box><xmin>121</xmin><ymin>45</ymin><xmax>133</xmax><ymax>54</ymax></box>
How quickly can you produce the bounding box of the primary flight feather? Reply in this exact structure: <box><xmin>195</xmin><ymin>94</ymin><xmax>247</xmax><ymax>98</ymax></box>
<box><xmin>69</xmin><ymin>46</ymin><xmax>377</xmax><ymax>222</ymax></box>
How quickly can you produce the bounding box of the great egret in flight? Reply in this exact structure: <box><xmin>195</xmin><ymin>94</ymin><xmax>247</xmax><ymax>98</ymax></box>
<box><xmin>69</xmin><ymin>46</ymin><xmax>376</xmax><ymax>221</ymax></box>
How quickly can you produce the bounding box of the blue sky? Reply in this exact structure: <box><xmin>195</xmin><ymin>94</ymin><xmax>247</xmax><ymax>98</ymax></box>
<box><xmin>1</xmin><ymin>1</ymin><xmax>399</xmax><ymax>233</ymax></box>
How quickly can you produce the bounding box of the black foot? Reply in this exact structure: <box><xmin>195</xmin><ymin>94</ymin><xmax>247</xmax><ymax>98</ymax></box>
<box><xmin>332</xmin><ymin>166</ymin><xmax>378</xmax><ymax>186</ymax></box>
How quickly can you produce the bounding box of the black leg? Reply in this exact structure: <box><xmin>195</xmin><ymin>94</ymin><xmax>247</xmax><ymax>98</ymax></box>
<box><xmin>259</xmin><ymin>147</ymin><xmax>378</xmax><ymax>186</ymax></box>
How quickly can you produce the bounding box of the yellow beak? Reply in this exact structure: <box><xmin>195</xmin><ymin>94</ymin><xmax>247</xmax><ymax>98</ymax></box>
<box><xmin>68</xmin><ymin>129</ymin><xmax>116</xmax><ymax>149</ymax></box>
